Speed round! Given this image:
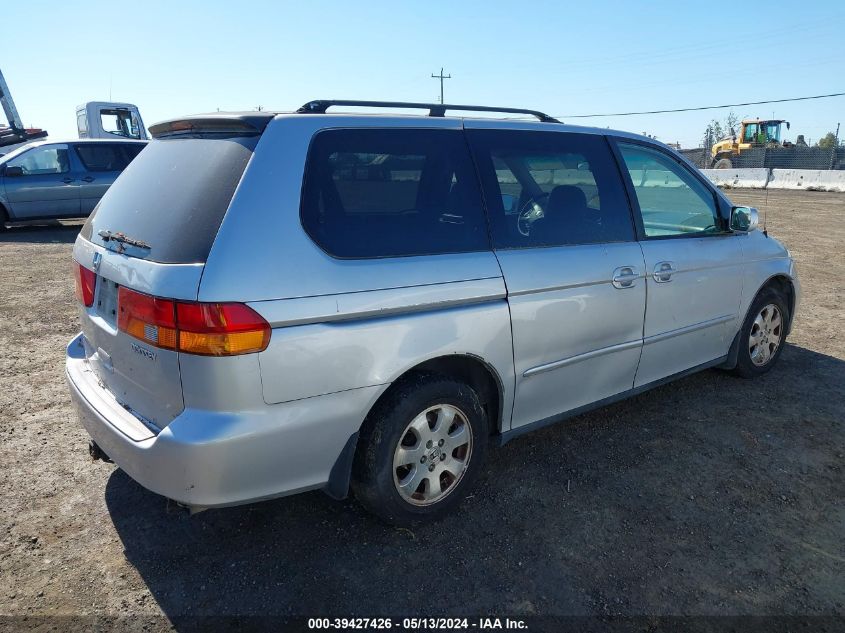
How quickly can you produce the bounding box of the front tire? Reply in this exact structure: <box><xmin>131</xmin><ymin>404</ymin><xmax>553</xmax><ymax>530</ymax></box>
<box><xmin>733</xmin><ymin>287</ymin><xmax>789</xmax><ymax>378</ymax></box>
<box><xmin>713</xmin><ymin>157</ymin><xmax>733</xmax><ymax>169</ymax></box>
<box><xmin>352</xmin><ymin>372</ymin><xmax>488</xmax><ymax>525</ymax></box>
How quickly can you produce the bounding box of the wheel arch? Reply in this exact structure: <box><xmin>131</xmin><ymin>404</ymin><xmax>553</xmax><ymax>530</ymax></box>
<box><xmin>367</xmin><ymin>353</ymin><xmax>505</xmax><ymax>437</ymax></box>
<box><xmin>723</xmin><ymin>273</ymin><xmax>796</xmax><ymax>371</ymax></box>
<box><xmin>324</xmin><ymin>353</ymin><xmax>506</xmax><ymax>500</ymax></box>
<box><xmin>752</xmin><ymin>273</ymin><xmax>796</xmax><ymax>334</ymax></box>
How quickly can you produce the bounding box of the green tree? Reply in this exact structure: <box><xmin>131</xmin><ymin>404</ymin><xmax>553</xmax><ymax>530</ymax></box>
<box><xmin>702</xmin><ymin>111</ymin><xmax>740</xmax><ymax>148</ymax></box>
<box><xmin>817</xmin><ymin>132</ymin><xmax>838</xmax><ymax>149</ymax></box>
<box><xmin>702</xmin><ymin>120</ymin><xmax>725</xmax><ymax>149</ymax></box>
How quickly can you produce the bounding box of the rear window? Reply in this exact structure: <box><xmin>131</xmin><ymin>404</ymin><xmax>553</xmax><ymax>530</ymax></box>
<box><xmin>300</xmin><ymin>128</ymin><xmax>489</xmax><ymax>258</ymax></box>
<box><xmin>81</xmin><ymin>137</ymin><xmax>255</xmax><ymax>263</ymax></box>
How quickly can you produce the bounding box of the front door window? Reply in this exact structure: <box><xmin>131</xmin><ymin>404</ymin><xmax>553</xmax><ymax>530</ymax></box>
<box><xmin>617</xmin><ymin>143</ymin><xmax>723</xmax><ymax>238</ymax></box>
<box><xmin>6</xmin><ymin>145</ymin><xmax>70</xmax><ymax>175</ymax></box>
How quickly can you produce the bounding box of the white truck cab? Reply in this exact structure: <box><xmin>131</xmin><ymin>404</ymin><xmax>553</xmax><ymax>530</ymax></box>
<box><xmin>76</xmin><ymin>102</ymin><xmax>148</xmax><ymax>141</ymax></box>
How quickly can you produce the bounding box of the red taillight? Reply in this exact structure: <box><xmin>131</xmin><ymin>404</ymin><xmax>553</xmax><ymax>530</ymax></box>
<box><xmin>117</xmin><ymin>287</ymin><xmax>177</xmax><ymax>350</ymax></box>
<box><xmin>74</xmin><ymin>263</ymin><xmax>96</xmax><ymax>307</ymax></box>
<box><xmin>176</xmin><ymin>302</ymin><xmax>271</xmax><ymax>356</ymax></box>
<box><xmin>117</xmin><ymin>287</ymin><xmax>270</xmax><ymax>356</ymax></box>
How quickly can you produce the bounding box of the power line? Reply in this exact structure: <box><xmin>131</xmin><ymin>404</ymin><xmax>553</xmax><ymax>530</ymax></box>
<box><xmin>553</xmin><ymin>91</ymin><xmax>845</xmax><ymax>119</ymax></box>
<box><xmin>431</xmin><ymin>68</ymin><xmax>451</xmax><ymax>104</ymax></box>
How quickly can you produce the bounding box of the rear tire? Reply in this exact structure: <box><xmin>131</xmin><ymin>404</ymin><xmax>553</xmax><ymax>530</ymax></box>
<box><xmin>732</xmin><ymin>287</ymin><xmax>789</xmax><ymax>378</ymax></box>
<box><xmin>0</xmin><ymin>205</ymin><xmax>8</xmax><ymax>232</ymax></box>
<box><xmin>352</xmin><ymin>372</ymin><xmax>488</xmax><ymax>526</ymax></box>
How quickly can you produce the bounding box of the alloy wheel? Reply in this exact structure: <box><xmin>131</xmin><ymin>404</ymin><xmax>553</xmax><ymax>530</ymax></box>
<box><xmin>749</xmin><ymin>303</ymin><xmax>783</xmax><ymax>366</ymax></box>
<box><xmin>392</xmin><ymin>404</ymin><xmax>473</xmax><ymax>506</ymax></box>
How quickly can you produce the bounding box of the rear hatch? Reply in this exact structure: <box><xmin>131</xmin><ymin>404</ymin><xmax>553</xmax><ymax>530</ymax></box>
<box><xmin>74</xmin><ymin>114</ymin><xmax>272</xmax><ymax>429</ymax></box>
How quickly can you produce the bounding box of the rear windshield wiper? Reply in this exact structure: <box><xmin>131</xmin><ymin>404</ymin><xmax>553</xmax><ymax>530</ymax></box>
<box><xmin>98</xmin><ymin>229</ymin><xmax>151</xmax><ymax>250</ymax></box>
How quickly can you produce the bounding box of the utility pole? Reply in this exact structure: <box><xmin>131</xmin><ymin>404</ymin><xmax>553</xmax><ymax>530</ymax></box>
<box><xmin>431</xmin><ymin>67</ymin><xmax>451</xmax><ymax>104</ymax></box>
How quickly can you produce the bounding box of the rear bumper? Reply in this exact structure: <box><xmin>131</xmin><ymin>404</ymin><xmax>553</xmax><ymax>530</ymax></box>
<box><xmin>65</xmin><ymin>333</ymin><xmax>380</xmax><ymax>508</ymax></box>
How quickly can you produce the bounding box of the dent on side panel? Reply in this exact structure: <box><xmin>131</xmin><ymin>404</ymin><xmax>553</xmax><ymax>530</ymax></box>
<box><xmin>256</xmin><ymin>300</ymin><xmax>515</xmax><ymax>429</ymax></box>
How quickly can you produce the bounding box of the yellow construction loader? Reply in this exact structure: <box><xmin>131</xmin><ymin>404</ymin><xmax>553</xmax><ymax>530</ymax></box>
<box><xmin>711</xmin><ymin>119</ymin><xmax>791</xmax><ymax>168</ymax></box>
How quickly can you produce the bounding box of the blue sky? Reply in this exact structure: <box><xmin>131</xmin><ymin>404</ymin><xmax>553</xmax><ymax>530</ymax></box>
<box><xmin>3</xmin><ymin>0</ymin><xmax>843</xmax><ymax>147</ymax></box>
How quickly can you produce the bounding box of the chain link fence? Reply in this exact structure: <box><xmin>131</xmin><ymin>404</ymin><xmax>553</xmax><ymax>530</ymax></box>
<box><xmin>680</xmin><ymin>146</ymin><xmax>845</xmax><ymax>170</ymax></box>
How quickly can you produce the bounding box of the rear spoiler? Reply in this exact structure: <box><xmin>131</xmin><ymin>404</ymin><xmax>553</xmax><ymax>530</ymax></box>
<box><xmin>149</xmin><ymin>113</ymin><xmax>276</xmax><ymax>139</ymax></box>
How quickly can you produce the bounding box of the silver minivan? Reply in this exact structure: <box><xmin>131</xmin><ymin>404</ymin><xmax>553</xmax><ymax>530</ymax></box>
<box><xmin>66</xmin><ymin>101</ymin><xmax>799</xmax><ymax>524</ymax></box>
<box><xmin>0</xmin><ymin>139</ymin><xmax>146</xmax><ymax>227</ymax></box>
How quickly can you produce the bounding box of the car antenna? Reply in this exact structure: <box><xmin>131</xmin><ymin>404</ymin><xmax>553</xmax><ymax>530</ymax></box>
<box><xmin>763</xmin><ymin>186</ymin><xmax>769</xmax><ymax>237</ymax></box>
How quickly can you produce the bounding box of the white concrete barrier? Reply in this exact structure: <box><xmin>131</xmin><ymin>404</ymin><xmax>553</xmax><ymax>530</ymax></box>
<box><xmin>627</xmin><ymin>168</ymin><xmax>686</xmax><ymax>187</ymax></box>
<box><xmin>768</xmin><ymin>169</ymin><xmax>845</xmax><ymax>193</ymax></box>
<box><xmin>701</xmin><ymin>168</ymin><xmax>770</xmax><ymax>189</ymax></box>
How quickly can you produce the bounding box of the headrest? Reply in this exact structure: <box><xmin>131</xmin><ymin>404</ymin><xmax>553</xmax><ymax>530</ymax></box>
<box><xmin>546</xmin><ymin>185</ymin><xmax>588</xmax><ymax>217</ymax></box>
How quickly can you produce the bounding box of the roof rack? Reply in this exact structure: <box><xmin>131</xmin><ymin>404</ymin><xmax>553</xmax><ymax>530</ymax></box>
<box><xmin>296</xmin><ymin>100</ymin><xmax>560</xmax><ymax>123</ymax></box>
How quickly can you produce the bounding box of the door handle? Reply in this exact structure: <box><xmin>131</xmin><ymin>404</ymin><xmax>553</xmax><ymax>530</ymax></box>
<box><xmin>81</xmin><ymin>176</ymin><xmax>95</xmax><ymax>183</ymax></box>
<box><xmin>653</xmin><ymin>261</ymin><xmax>677</xmax><ymax>283</ymax></box>
<box><xmin>612</xmin><ymin>266</ymin><xmax>639</xmax><ymax>289</ymax></box>
<box><xmin>62</xmin><ymin>177</ymin><xmax>74</xmax><ymax>184</ymax></box>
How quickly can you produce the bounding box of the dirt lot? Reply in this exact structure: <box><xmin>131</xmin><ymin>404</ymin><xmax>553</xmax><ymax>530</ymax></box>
<box><xmin>0</xmin><ymin>189</ymin><xmax>843</xmax><ymax>628</ymax></box>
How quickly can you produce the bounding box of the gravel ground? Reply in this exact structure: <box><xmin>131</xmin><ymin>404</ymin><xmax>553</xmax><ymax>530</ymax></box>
<box><xmin>0</xmin><ymin>189</ymin><xmax>843</xmax><ymax>629</ymax></box>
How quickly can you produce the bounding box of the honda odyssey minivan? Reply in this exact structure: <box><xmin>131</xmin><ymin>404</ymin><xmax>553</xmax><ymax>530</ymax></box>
<box><xmin>66</xmin><ymin>101</ymin><xmax>799</xmax><ymax>525</ymax></box>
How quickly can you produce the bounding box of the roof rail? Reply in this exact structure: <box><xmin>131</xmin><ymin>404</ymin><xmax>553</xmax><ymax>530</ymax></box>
<box><xmin>296</xmin><ymin>100</ymin><xmax>560</xmax><ymax>123</ymax></box>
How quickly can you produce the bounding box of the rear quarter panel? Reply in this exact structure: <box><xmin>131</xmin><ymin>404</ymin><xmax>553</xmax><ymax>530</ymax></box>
<box><xmin>251</xmin><ymin>287</ymin><xmax>514</xmax><ymax>431</ymax></box>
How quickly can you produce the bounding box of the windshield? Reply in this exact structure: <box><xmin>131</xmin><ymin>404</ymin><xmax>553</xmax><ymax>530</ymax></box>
<box><xmin>743</xmin><ymin>123</ymin><xmax>759</xmax><ymax>143</ymax></box>
<box><xmin>764</xmin><ymin>122</ymin><xmax>782</xmax><ymax>143</ymax></box>
<box><xmin>100</xmin><ymin>109</ymin><xmax>142</xmax><ymax>139</ymax></box>
<box><xmin>80</xmin><ymin>136</ymin><xmax>257</xmax><ymax>263</ymax></box>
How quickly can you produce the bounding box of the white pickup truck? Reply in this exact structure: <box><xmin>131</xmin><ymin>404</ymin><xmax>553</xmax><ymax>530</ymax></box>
<box><xmin>76</xmin><ymin>101</ymin><xmax>147</xmax><ymax>142</ymax></box>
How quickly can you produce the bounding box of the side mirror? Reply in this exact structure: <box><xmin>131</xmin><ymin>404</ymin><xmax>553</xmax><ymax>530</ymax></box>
<box><xmin>4</xmin><ymin>165</ymin><xmax>24</xmax><ymax>177</ymax></box>
<box><xmin>731</xmin><ymin>206</ymin><xmax>759</xmax><ymax>233</ymax></box>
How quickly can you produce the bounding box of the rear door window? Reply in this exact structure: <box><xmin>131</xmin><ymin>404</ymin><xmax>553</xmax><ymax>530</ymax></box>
<box><xmin>74</xmin><ymin>143</ymin><xmax>127</xmax><ymax>172</ymax></box>
<box><xmin>467</xmin><ymin>130</ymin><xmax>634</xmax><ymax>248</ymax></box>
<box><xmin>300</xmin><ymin>128</ymin><xmax>489</xmax><ymax>258</ymax></box>
<box><xmin>121</xmin><ymin>143</ymin><xmax>145</xmax><ymax>163</ymax></box>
